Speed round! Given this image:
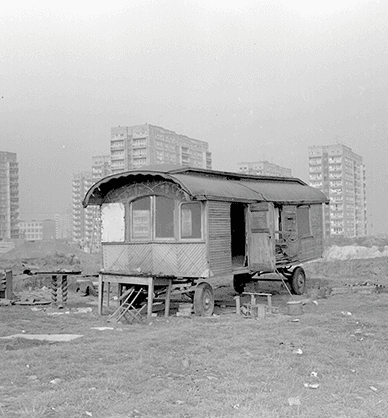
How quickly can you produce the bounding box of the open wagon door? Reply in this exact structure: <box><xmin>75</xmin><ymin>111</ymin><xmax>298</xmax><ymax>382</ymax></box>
<box><xmin>248</xmin><ymin>202</ymin><xmax>275</xmax><ymax>272</ymax></box>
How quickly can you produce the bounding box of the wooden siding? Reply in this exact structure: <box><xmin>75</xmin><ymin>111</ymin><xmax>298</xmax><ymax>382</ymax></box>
<box><xmin>298</xmin><ymin>203</ymin><xmax>324</xmax><ymax>262</ymax></box>
<box><xmin>208</xmin><ymin>201</ymin><xmax>232</xmax><ymax>276</ymax></box>
<box><xmin>103</xmin><ymin>242</ymin><xmax>207</xmax><ymax>277</ymax></box>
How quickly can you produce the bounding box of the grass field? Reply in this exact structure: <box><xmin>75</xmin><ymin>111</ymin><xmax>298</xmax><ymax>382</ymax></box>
<box><xmin>1</xmin><ymin>277</ymin><xmax>388</xmax><ymax>418</ymax></box>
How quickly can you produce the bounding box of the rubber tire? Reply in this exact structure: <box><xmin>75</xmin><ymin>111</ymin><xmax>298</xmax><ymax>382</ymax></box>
<box><xmin>290</xmin><ymin>267</ymin><xmax>306</xmax><ymax>295</ymax></box>
<box><xmin>193</xmin><ymin>282</ymin><xmax>214</xmax><ymax>317</ymax></box>
<box><xmin>233</xmin><ymin>274</ymin><xmax>249</xmax><ymax>294</ymax></box>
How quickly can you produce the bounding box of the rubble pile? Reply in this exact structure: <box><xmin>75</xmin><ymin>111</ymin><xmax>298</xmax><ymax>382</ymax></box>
<box><xmin>0</xmin><ymin>240</ymin><xmax>101</xmax><ymax>274</ymax></box>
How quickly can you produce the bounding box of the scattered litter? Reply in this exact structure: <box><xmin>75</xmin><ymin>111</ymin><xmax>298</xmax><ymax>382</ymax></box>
<box><xmin>310</xmin><ymin>371</ymin><xmax>318</xmax><ymax>378</ymax></box>
<box><xmin>0</xmin><ymin>299</ymin><xmax>13</xmax><ymax>306</ymax></box>
<box><xmin>312</xmin><ymin>300</ymin><xmax>319</xmax><ymax>305</ymax></box>
<box><xmin>30</xmin><ymin>307</ymin><xmax>44</xmax><ymax>312</ymax></box>
<box><xmin>181</xmin><ymin>358</ymin><xmax>190</xmax><ymax>369</ymax></box>
<box><xmin>74</xmin><ymin>307</ymin><xmax>92</xmax><ymax>314</ymax></box>
<box><xmin>175</xmin><ymin>400</ymin><xmax>185</xmax><ymax>405</ymax></box>
<box><xmin>293</xmin><ymin>348</ymin><xmax>303</xmax><ymax>355</ymax></box>
<box><xmin>291</xmin><ymin>319</ymin><xmax>300</xmax><ymax>323</ymax></box>
<box><xmin>90</xmin><ymin>327</ymin><xmax>114</xmax><ymax>331</ymax></box>
<box><xmin>50</xmin><ymin>378</ymin><xmax>62</xmax><ymax>385</ymax></box>
<box><xmin>233</xmin><ymin>404</ymin><xmax>240</xmax><ymax>409</ymax></box>
<box><xmin>0</xmin><ymin>334</ymin><xmax>83</xmax><ymax>342</ymax></box>
<box><xmin>288</xmin><ymin>396</ymin><xmax>301</xmax><ymax>406</ymax></box>
<box><xmin>207</xmin><ymin>375</ymin><xmax>219</xmax><ymax>380</ymax></box>
<box><xmin>351</xmin><ymin>369</ymin><xmax>356</xmax><ymax>373</ymax></box>
<box><xmin>304</xmin><ymin>383</ymin><xmax>320</xmax><ymax>389</ymax></box>
<box><xmin>341</xmin><ymin>311</ymin><xmax>352</xmax><ymax>316</ymax></box>
<box><xmin>85</xmin><ymin>412</ymin><xmax>93</xmax><ymax>417</ymax></box>
<box><xmin>88</xmin><ymin>387</ymin><xmax>97</xmax><ymax>391</ymax></box>
<box><xmin>370</xmin><ymin>386</ymin><xmax>378</xmax><ymax>392</ymax></box>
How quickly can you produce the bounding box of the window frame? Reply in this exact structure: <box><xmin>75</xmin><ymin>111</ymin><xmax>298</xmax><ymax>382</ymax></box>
<box><xmin>153</xmin><ymin>195</ymin><xmax>176</xmax><ymax>241</ymax></box>
<box><xmin>128</xmin><ymin>195</ymin><xmax>177</xmax><ymax>242</ymax></box>
<box><xmin>179</xmin><ymin>201</ymin><xmax>203</xmax><ymax>241</ymax></box>
<box><xmin>129</xmin><ymin>196</ymin><xmax>152</xmax><ymax>241</ymax></box>
<box><xmin>296</xmin><ymin>205</ymin><xmax>312</xmax><ymax>238</ymax></box>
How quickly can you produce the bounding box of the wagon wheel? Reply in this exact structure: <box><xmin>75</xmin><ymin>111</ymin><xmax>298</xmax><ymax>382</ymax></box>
<box><xmin>289</xmin><ymin>267</ymin><xmax>306</xmax><ymax>295</ymax></box>
<box><xmin>193</xmin><ymin>282</ymin><xmax>214</xmax><ymax>316</ymax></box>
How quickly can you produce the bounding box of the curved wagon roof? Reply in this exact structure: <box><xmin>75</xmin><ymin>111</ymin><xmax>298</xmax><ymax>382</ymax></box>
<box><xmin>83</xmin><ymin>165</ymin><xmax>329</xmax><ymax>207</ymax></box>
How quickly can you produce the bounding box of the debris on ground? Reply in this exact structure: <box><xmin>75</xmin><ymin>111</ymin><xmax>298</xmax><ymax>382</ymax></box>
<box><xmin>0</xmin><ymin>334</ymin><xmax>83</xmax><ymax>342</ymax></box>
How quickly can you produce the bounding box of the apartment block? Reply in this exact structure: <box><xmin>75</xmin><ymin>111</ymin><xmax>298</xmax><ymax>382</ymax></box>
<box><xmin>72</xmin><ymin>171</ymin><xmax>94</xmax><ymax>245</ymax></box>
<box><xmin>72</xmin><ymin>155</ymin><xmax>111</xmax><ymax>251</ymax></box>
<box><xmin>0</xmin><ymin>151</ymin><xmax>19</xmax><ymax>240</ymax></box>
<box><xmin>237</xmin><ymin>161</ymin><xmax>292</xmax><ymax>177</ymax></box>
<box><xmin>92</xmin><ymin>155</ymin><xmax>111</xmax><ymax>181</ymax></box>
<box><xmin>110</xmin><ymin>124</ymin><xmax>212</xmax><ymax>174</ymax></box>
<box><xmin>55</xmin><ymin>210</ymin><xmax>72</xmax><ymax>239</ymax></box>
<box><xmin>308</xmin><ymin>144</ymin><xmax>367</xmax><ymax>238</ymax></box>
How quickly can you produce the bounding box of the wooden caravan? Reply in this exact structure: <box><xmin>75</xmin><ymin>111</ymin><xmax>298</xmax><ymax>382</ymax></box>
<box><xmin>83</xmin><ymin>165</ymin><xmax>329</xmax><ymax>317</ymax></box>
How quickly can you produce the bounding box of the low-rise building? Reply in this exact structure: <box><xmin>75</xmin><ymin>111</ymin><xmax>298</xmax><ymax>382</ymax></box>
<box><xmin>237</xmin><ymin>161</ymin><xmax>292</xmax><ymax>177</ymax></box>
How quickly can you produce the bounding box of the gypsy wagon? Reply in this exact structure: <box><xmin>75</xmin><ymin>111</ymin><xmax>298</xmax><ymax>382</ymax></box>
<box><xmin>83</xmin><ymin>165</ymin><xmax>329</xmax><ymax>317</ymax></box>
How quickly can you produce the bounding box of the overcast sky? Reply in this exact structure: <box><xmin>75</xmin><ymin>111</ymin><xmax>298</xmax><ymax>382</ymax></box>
<box><xmin>1</xmin><ymin>0</ymin><xmax>387</xmax><ymax>233</ymax></box>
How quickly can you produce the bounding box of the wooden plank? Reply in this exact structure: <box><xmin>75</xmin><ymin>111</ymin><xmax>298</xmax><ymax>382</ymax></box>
<box><xmin>98</xmin><ymin>274</ymin><xmax>104</xmax><ymax>316</ymax></box>
<box><xmin>147</xmin><ymin>277</ymin><xmax>154</xmax><ymax>321</ymax></box>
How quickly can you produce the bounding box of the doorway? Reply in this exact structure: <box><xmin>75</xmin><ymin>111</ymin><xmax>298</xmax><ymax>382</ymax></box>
<box><xmin>230</xmin><ymin>203</ymin><xmax>247</xmax><ymax>268</ymax></box>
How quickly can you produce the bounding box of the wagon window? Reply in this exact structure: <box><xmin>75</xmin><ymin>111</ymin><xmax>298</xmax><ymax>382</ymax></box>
<box><xmin>181</xmin><ymin>202</ymin><xmax>202</xmax><ymax>239</ymax></box>
<box><xmin>101</xmin><ymin>203</ymin><xmax>125</xmax><ymax>242</ymax></box>
<box><xmin>296</xmin><ymin>206</ymin><xmax>311</xmax><ymax>237</ymax></box>
<box><xmin>155</xmin><ymin>196</ymin><xmax>175</xmax><ymax>238</ymax></box>
<box><xmin>131</xmin><ymin>197</ymin><xmax>151</xmax><ymax>240</ymax></box>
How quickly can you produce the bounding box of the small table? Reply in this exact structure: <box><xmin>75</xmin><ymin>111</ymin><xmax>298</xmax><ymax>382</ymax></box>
<box><xmin>98</xmin><ymin>271</ymin><xmax>173</xmax><ymax>322</ymax></box>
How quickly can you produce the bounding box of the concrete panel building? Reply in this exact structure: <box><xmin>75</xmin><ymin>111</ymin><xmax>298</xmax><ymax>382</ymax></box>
<box><xmin>110</xmin><ymin>124</ymin><xmax>212</xmax><ymax>174</ymax></box>
<box><xmin>72</xmin><ymin>155</ymin><xmax>111</xmax><ymax>251</ymax></box>
<box><xmin>0</xmin><ymin>151</ymin><xmax>19</xmax><ymax>240</ymax></box>
<box><xmin>72</xmin><ymin>171</ymin><xmax>94</xmax><ymax>246</ymax></box>
<box><xmin>308</xmin><ymin>144</ymin><xmax>367</xmax><ymax>238</ymax></box>
<box><xmin>237</xmin><ymin>161</ymin><xmax>292</xmax><ymax>177</ymax></box>
<box><xmin>55</xmin><ymin>210</ymin><xmax>72</xmax><ymax>239</ymax></box>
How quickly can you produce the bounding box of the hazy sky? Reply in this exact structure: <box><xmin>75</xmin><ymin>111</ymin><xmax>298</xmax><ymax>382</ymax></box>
<box><xmin>1</xmin><ymin>0</ymin><xmax>387</xmax><ymax>233</ymax></box>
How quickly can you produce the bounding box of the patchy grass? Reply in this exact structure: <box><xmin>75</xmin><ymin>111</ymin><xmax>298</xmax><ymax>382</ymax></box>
<box><xmin>1</xmin><ymin>288</ymin><xmax>388</xmax><ymax>418</ymax></box>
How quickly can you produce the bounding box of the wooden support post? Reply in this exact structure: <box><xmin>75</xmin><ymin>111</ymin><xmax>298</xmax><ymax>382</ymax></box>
<box><xmin>267</xmin><ymin>295</ymin><xmax>272</xmax><ymax>309</ymax></box>
<box><xmin>106</xmin><ymin>282</ymin><xmax>111</xmax><ymax>309</ymax></box>
<box><xmin>147</xmin><ymin>277</ymin><xmax>154</xmax><ymax>321</ymax></box>
<box><xmin>51</xmin><ymin>275</ymin><xmax>58</xmax><ymax>306</ymax></box>
<box><xmin>5</xmin><ymin>270</ymin><xmax>12</xmax><ymax>300</ymax></box>
<box><xmin>61</xmin><ymin>275</ymin><xmax>68</xmax><ymax>305</ymax></box>
<box><xmin>98</xmin><ymin>273</ymin><xmax>104</xmax><ymax>316</ymax></box>
<box><xmin>164</xmin><ymin>279</ymin><xmax>172</xmax><ymax>317</ymax></box>
<box><xmin>234</xmin><ymin>295</ymin><xmax>241</xmax><ymax>315</ymax></box>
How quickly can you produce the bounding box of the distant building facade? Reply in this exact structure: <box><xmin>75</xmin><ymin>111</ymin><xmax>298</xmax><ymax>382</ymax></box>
<box><xmin>72</xmin><ymin>171</ymin><xmax>94</xmax><ymax>245</ymax></box>
<box><xmin>237</xmin><ymin>161</ymin><xmax>292</xmax><ymax>177</ymax></box>
<box><xmin>110</xmin><ymin>124</ymin><xmax>212</xmax><ymax>174</ymax></box>
<box><xmin>0</xmin><ymin>151</ymin><xmax>19</xmax><ymax>240</ymax></box>
<box><xmin>72</xmin><ymin>155</ymin><xmax>111</xmax><ymax>251</ymax></box>
<box><xmin>308</xmin><ymin>144</ymin><xmax>367</xmax><ymax>238</ymax></box>
<box><xmin>19</xmin><ymin>219</ymin><xmax>56</xmax><ymax>241</ymax></box>
<box><xmin>92</xmin><ymin>155</ymin><xmax>111</xmax><ymax>181</ymax></box>
<box><xmin>55</xmin><ymin>209</ymin><xmax>72</xmax><ymax>240</ymax></box>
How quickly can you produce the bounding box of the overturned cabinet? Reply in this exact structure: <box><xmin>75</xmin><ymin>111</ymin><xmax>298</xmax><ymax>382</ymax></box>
<box><xmin>83</xmin><ymin>165</ymin><xmax>329</xmax><ymax>317</ymax></box>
